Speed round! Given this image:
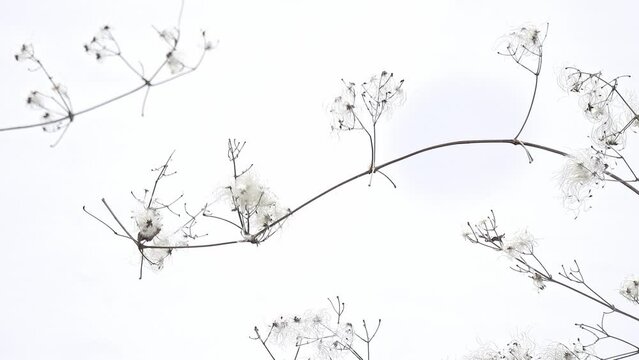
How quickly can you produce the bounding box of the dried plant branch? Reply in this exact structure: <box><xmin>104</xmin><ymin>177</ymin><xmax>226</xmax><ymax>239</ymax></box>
<box><xmin>3</xmin><ymin>3</ymin><xmax>214</xmax><ymax>141</ymax></box>
<box><xmin>466</xmin><ymin>211</ymin><xmax>639</xmax><ymax>359</ymax></box>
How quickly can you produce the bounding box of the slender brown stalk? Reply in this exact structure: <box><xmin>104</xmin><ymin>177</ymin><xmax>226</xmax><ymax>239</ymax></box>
<box><xmin>149</xmin><ymin>138</ymin><xmax>638</xmax><ymax>250</ymax></box>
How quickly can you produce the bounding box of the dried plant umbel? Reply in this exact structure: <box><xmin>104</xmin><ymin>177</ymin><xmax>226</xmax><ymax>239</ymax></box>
<box><xmin>559</xmin><ymin>68</ymin><xmax>639</xmax><ymax>151</ymax></box>
<box><xmin>556</xmin><ymin>148</ymin><xmax>609</xmax><ymax>216</ymax></box>
<box><xmin>5</xmin><ymin>1</ymin><xmax>215</xmax><ymax>146</ymax></box>
<box><xmin>464</xmin><ymin>336</ymin><xmax>588</xmax><ymax>360</ymax></box>
<box><xmin>84</xmin><ymin>140</ymin><xmax>290</xmax><ymax>278</ymax></box>
<box><xmin>206</xmin><ymin>139</ymin><xmax>289</xmax><ymax>244</ymax></box>
<box><xmin>330</xmin><ymin>71</ymin><xmax>405</xmax><ymax>186</ymax></box>
<box><xmin>498</xmin><ymin>23</ymin><xmax>548</xmax><ymax>141</ymax></box>
<box><xmin>84</xmin><ymin>152</ymin><xmax>208</xmax><ymax>279</ymax></box>
<box><xmin>252</xmin><ymin>297</ymin><xmax>381</xmax><ymax>360</ymax></box>
<box><xmin>555</xmin><ymin>68</ymin><xmax>639</xmax><ymax>215</ymax></box>
<box><xmin>619</xmin><ymin>275</ymin><xmax>639</xmax><ymax>304</ymax></box>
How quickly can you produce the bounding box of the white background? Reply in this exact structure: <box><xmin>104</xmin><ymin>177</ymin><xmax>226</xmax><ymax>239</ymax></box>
<box><xmin>1</xmin><ymin>0</ymin><xmax>638</xmax><ymax>358</ymax></box>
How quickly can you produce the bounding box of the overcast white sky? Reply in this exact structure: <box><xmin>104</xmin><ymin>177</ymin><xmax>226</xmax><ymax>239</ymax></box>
<box><xmin>1</xmin><ymin>0</ymin><xmax>639</xmax><ymax>359</ymax></box>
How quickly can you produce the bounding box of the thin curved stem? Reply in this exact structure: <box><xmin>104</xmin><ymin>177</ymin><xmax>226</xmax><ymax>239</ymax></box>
<box><xmin>253</xmin><ymin>327</ymin><xmax>277</xmax><ymax>360</ymax></box>
<box><xmin>514</xmin><ymin>74</ymin><xmax>539</xmax><ymax>139</ymax></box>
<box><xmin>2</xmin><ymin>48</ymin><xmax>209</xmax><ymax>133</ymax></box>
<box><xmin>159</xmin><ymin>138</ymin><xmax>639</xmax><ymax>250</ymax></box>
<box><xmin>100</xmin><ymin>198</ymin><xmax>136</xmax><ymax>243</ymax></box>
<box><xmin>202</xmin><ymin>214</ymin><xmax>243</xmax><ymax>230</ymax></box>
<box><xmin>374</xmin><ymin>139</ymin><xmax>566</xmax><ymax>170</ymax></box>
<box><xmin>0</xmin><ymin>84</ymin><xmax>145</xmax><ymax>132</ymax></box>
<box><xmin>143</xmin><ymin>239</ymin><xmax>246</xmax><ymax>249</ymax></box>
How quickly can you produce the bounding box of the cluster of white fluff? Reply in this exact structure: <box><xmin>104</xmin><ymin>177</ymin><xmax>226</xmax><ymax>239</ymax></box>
<box><xmin>329</xmin><ymin>81</ymin><xmax>357</xmax><ymax>131</ymax></box>
<box><xmin>133</xmin><ymin>207</ymin><xmax>187</xmax><ymax>270</ymax></box>
<box><xmin>500</xmin><ymin>229</ymin><xmax>536</xmax><ymax>259</ymax></box>
<box><xmin>557</xmin><ymin>149</ymin><xmax>607</xmax><ymax>214</ymax></box>
<box><xmin>226</xmin><ymin>170</ymin><xmax>287</xmax><ymax>239</ymax></box>
<box><xmin>361</xmin><ymin>71</ymin><xmax>406</xmax><ymax>119</ymax></box>
<box><xmin>498</xmin><ymin>24</ymin><xmax>545</xmax><ymax>63</ymax></box>
<box><xmin>267</xmin><ymin>311</ymin><xmax>354</xmax><ymax>360</ymax></box>
<box><xmin>14</xmin><ymin>43</ymin><xmax>34</xmax><ymax>62</ymax></box>
<box><xmin>166</xmin><ymin>51</ymin><xmax>186</xmax><ymax>74</ymax></box>
<box><xmin>329</xmin><ymin>71</ymin><xmax>405</xmax><ymax>132</ymax></box>
<box><xmin>25</xmin><ymin>89</ymin><xmax>71</xmax><ymax>133</ymax></box>
<box><xmin>467</xmin><ymin>338</ymin><xmax>586</xmax><ymax>360</ymax></box>
<box><xmin>86</xmin><ymin>26</ymin><xmax>115</xmax><ymax>56</ymax></box>
<box><xmin>16</xmin><ymin>43</ymin><xmax>73</xmax><ymax>133</ymax></box>
<box><xmin>505</xmin><ymin>25</ymin><xmax>543</xmax><ymax>55</ymax></box>
<box><xmin>619</xmin><ymin>275</ymin><xmax>639</xmax><ymax>303</ymax></box>
<box><xmin>135</xmin><ymin>208</ymin><xmax>163</xmax><ymax>241</ymax></box>
<box><xmin>466</xmin><ymin>337</ymin><xmax>535</xmax><ymax>360</ymax></box>
<box><xmin>83</xmin><ymin>25</ymin><xmax>119</xmax><ymax>61</ymax></box>
<box><xmin>558</xmin><ymin>68</ymin><xmax>638</xmax><ymax>150</ymax></box>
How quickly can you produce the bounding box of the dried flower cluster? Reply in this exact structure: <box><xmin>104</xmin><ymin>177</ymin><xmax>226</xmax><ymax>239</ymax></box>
<box><xmin>128</xmin><ymin>160</ymin><xmax>199</xmax><ymax>271</ymax></box>
<box><xmin>134</xmin><ymin>206</ymin><xmax>189</xmax><ymax>270</ymax></box>
<box><xmin>559</xmin><ymin>68</ymin><xmax>638</xmax><ymax>150</ymax></box>
<box><xmin>501</xmin><ymin>229</ymin><xmax>536</xmax><ymax>259</ymax></box>
<box><xmin>268</xmin><ymin>312</ymin><xmax>354</xmax><ymax>358</ymax></box>
<box><xmin>497</xmin><ymin>24</ymin><xmax>547</xmax><ymax>74</ymax></box>
<box><xmin>135</xmin><ymin>208</ymin><xmax>163</xmax><ymax>241</ymax></box>
<box><xmin>155</xmin><ymin>27</ymin><xmax>215</xmax><ymax>74</ymax></box>
<box><xmin>14</xmin><ymin>43</ymin><xmax>34</xmax><ymax>61</ymax></box>
<box><xmin>467</xmin><ymin>337</ymin><xmax>534</xmax><ymax>360</ymax></box>
<box><xmin>8</xmin><ymin>5</ymin><xmax>217</xmax><ymax>147</ymax></box>
<box><xmin>557</xmin><ymin>149</ymin><xmax>608</xmax><ymax>215</ymax></box>
<box><xmin>224</xmin><ymin>169</ymin><xmax>287</xmax><ymax>242</ymax></box>
<box><xmin>619</xmin><ymin>275</ymin><xmax>639</xmax><ymax>303</ymax></box>
<box><xmin>555</xmin><ymin>69</ymin><xmax>639</xmax><ymax>216</ymax></box>
<box><xmin>84</xmin><ymin>152</ymin><xmax>209</xmax><ymax>276</ymax></box>
<box><xmin>501</xmin><ymin>25</ymin><xmax>544</xmax><ymax>58</ymax></box>
<box><xmin>329</xmin><ymin>71</ymin><xmax>405</xmax><ymax>132</ymax></box>
<box><xmin>466</xmin><ymin>337</ymin><xmax>586</xmax><ymax>360</ymax></box>
<box><xmin>15</xmin><ymin>44</ymin><xmax>73</xmax><ymax>134</ymax></box>
<box><xmin>84</xmin><ymin>25</ymin><xmax>119</xmax><ymax>61</ymax></box>
<box><xmin>464</xmin><ymin>212</ymin><xmax>546</xmax><ymax>292</ymax></box>
<box><xmin>209</xmin><ymin>140</ymin><xmax>290</xmax><ymax>244</ymax></box>
<box><xmin>25</xmin><ymin>89</ymin><xmax>72</xmax><ymax>132</ymax></box>
<box><xmin>329</xmin><ymin>71</ymin><xmax>405</xmax><ymax>186</ymax></box>
<box><xmin>253</xmin><ymin>298</ymin><xmax>379</xmax><ymax>360</ymax></box>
